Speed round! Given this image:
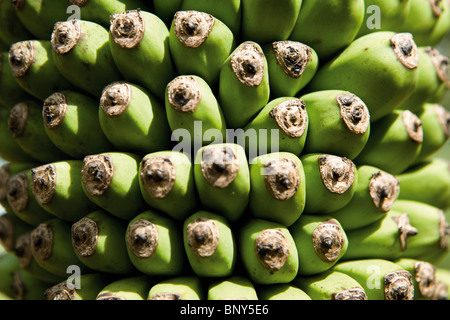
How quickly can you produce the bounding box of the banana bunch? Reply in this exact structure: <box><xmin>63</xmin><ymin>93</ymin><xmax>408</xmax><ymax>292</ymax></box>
<box><xmin>0</xmin><ymin>0</ymin><xmax>450</xmax><ymax>302</ymax></box>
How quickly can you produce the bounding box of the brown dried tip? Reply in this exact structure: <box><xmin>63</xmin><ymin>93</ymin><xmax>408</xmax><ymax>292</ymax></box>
<box><xmin>100</xmin><ymin>82</ymin><xmax>132</xmax><ymax>117</ymax></box>
<box><xmin>434</xmin><ymin>104</ymin><xmax>450</xmax><ymax>138</ymax></box>
<box><xmin>43</xmin><ymin>92</ymin><xmax>68</xmax><ymax>129</ymax></box>
<box><xmin>263</xmin><ymin>158</ymin><xmax>300</xmax><ymax>201</ymax></box>
<box><xmin>201</xmin><ymin>145</ymin><xmax>239</xmax><ymax>189</ymax></box>
<box><xmin>126</xmin><ymin>219</ymin><xmax>159</xmax><ymax>259</ymax></box>
<box><xmin>414</xmin><ymin>261</ymin><xmax>437</xmax><ymax>299</ymax></box>
<box><xmin>8</xmin><ymin>102</ymin><xmax>28</xmax><ymax>138</ymax></box>
<box><xmin>336</xmin><ymin>93</ymin><xmax>370</xmax><ymax>135</ymax></box>
<box><xmin>31</xmin><ymin>164</ymin><xmax>56</xmax><ymax>206</ymax></box>
<box><xmin>231</xmin><ymin>42</ymin><xmax>265</xmax><ymax>87</ymax></box>
<box><xmin>429</xmin><ymin>0</ymin><xmax>444</xmax><ymax>16</ymax></box>
<box><xmin>269</xmin><ymin>99</ymin><xmax>308</xmax><ymax>138</ymax></box>
<box><xmin>439</xmin><ymin>210</ymin><xmax>450</xmax><ymax>249</ymax></box>
<box><xmin>11</xmin><ymin>272</ymin><xmax>25</xmax><ymax>300</ymax></box>
<box><xmin>81</xmin><ymin>154</ymin><xmax>114</xmax><ymax>197</ymax></box>
<box><xmin>369</xmin><ymin>171</ymin><xmax>400</xmax><ymax>213</ymax></box>
<box><xmin>312</xmin><ymin>220</ymin><xmax>345</xmax><ymax>263</ymax></box>
<box><xmin>426</xmin><ymin>47</ymin><xmax>449</xmax><ymax>84</ymax></box>
<box><xmin>149</xmin><ymin>293</ymin><xmax>183</xmax><ymax>300</ymax></box>
<box><xmin>11</xmin><ymin>0</ymin><xmax>25</xmax><ymax>10</ymax></box>
<box><xmin>174</xmin><ymin>11</ymin><xmax>215</xmax><ymax>48</ymax></box>
<box><xmin>186</xmin><ymin>218</ymin><xmax>220</xmax><ymax>257</ymax></box>
<box><xmin>71</xmin><ymin>217</ymin><xmax>98</xmax><ymax>257</ymax></box>
<box><xmin>255</xmin><ymin>229</ymin><xmax>290</xmax><ymax>273</ymax></box>
<box><xmin>331</xmin><ymin>287</ymin><xmax>368</xmax><ymax>300</ymax></box>
<box><xmin>96</xmin><ymin>293</ymin><xmax>127</xmax><ymax>300</ymax></box>
<box><xmin>51</xmin><ymin>20</ymin><xmax>81</xmax><ymax>55</ymax></box>
<box><xmin>384</xmin><ymin>270</ymin><xmax>415</xmax><ymax>300</ymax></box>
<box><xmin>167</xmin><ymin>76</ymin><xmax>202</xmax><ymax>113</ymax></box>
<box><xmin>0</xmin><ymin>215</ymin><xmax>14</xmax><ymax>252</ymax></box>
<box><xmin>431</xmin><ymin>281</ymin><xmax>449</xmax><ymax>300</ymax></box>
<box><xmin>318</xmin><ymin>155</ymin><xmax>355</xmax><ymax>194</ymax></box>
<box><xmin>8</xmin><ymin>41</ymin><xmax>34</xmax><ymax>78</ymax></box>
<box><xmin>402</xmin><ymin>110</ymin><xmax>423</xmax><ymax>143</ymax></box>
<box><xmin>30</xmin><ymin>223</ymin><xmax>54</xmax><ymax>262</ymax></box>
<box><xmin>272</xmin><ymin>41</ymin><xmax>312</xmax><ymax>78</ymax></box>
<box><xmin>6</xmin><ymin>173</ymin><xmax>29</xmax><ymax>213</ymax></box>
<box><xmin>69</xmin><ymin>0</ymin><xmax>89</xmax><ymax>7</ymax></box>
<box><xmin>0</xmin><ymin>164</ymin><xmax>10</xmax><ymax>202</ymax></box>
<box><xmin>14</xmin><ymin>233</ymin><xmax>33</xmax><ymax>269</ymax></box>
<box><xmin>110</xmin><ymin>10</ymin><xmax>145</xmax><ymax>49</ymax></box>
<box><xmin>392</xmin><ymin>214</ymin><xmax>418</xmax><ymax>251</ymax></box>
<box><xmin>391</xmin><ymin>33</ymin><xmax>419</xmax><ymax>70</ymax></box>
<box><xmin>45</xmin><ymin>282</ymin><xmax>76</xmax><ymax>300</ymax></box>
<box><xmin>140</xmin><ymin>156</ymin><xmax>176</xmax><ymax>199</ymax></box>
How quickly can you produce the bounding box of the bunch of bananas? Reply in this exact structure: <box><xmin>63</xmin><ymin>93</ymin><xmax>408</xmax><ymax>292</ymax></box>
<box><xmin>0</xmin><ymin>0</ymin><xmax>450</xmax><ymax>301</ymax></box>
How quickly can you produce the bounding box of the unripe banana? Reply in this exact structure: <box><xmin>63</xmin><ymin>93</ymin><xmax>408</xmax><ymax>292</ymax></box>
<box><xmin>300</xmin><ymin>90</ymin><xmax>371</xmax><ymax>160</ymax></box>
<box><xmin>30</xmin><ymin>218</ymin><xmax>89</xmax><ymax>277</ymax></box>
<box><xmin>8</xmin><ymin>40</ymin><xmax>74</xmax><ymax>100</ymax></box>
<box><xmin>183</xmin><ymin>210</ymin><xmax>236</xmax><ymax>277</ymax></box>
<box><xmin>257</xmin><ymin>283</ymin><xmax>311</xmax><ymax>300</ymax></box>
<box><xmin>109</xmin><ymin>10</ymin><xmax>176</xmax><ymax>100</ymax></box>
<box><xmin>51</xmin><ymin>19</ymin><xmax>122</xmax><ymax>97</ymax></box>
<box><xmin>295</xmin><ymin>270</ymin><xmax>368</xmax><ymax>300</ymax></box>
<box><xmin>0</xmin><ymin>0</ymin><xmax>33</xmax><ymax>45</ymax></box>
<box><xmin>126</xmin><ymin>210</ymin><xmax>186</xmax><ymax>276</ymax></box>
<box><xmin>10</xmin><ymin>269</ymin><xmax>49</xmax><ymax>300</ymax></box>
<box><xmin>139</xmin><ymin>151</ymin><xmax>198</xmax><ymax>221</ymax></box>
<box><xmin>147</xmin><ymin>276</ymin><xmax>203</xmax><ymax>300</ymax></box>
<box><xmin>96</xmin><ymin>275</ymin><xmax>152</xmax><ymax>300</ymax></box>
<box><xmin>45</xmin><ymin>273</ymin><xmax>111</xmax><ymax>300</ymax></box>
<box><xmin>300</xmin><ymin>153</ymin><xmax>358</xmax><ymax>214</ymax></box>
<box><xmin>289</xmin><ymin>0</ymin><xmax>365</xmax><ymax>60</ymax></box>
<box><xmin>332</xmin><ymin>259</ymin><xmax>415</xmax><ymax>300</ymax></box>
<box><xmin>218</xmin><ymin>41</ymin><xmax>270</xmax><ymax>129</ymax></box>
<box><xmin>239</xmin><ymin>218</ymin><xmax>299</xmax><ymax>284</ymax></box>
<box><xmin>194</xmin><ymin>143</ymin><xmax>250</xmax><ymax>222</ymax></box>
<box><xmin>290</xmin><ymin>215</ymin><xmax>348</xmax><ymax>276</ymax></box>
<box><xmin>30</xmin><ymin>160</ymin><xmax>99</xmax><ymax>222</ymax></box>
<box><xmin>0</xmin><ymin>107</ymin><xmax>33</xmax><ymax>163</ymax></box>
<box><xmin>43</xmin><ymin>90</ymin><xmax>114</xmax><ymax>159</ymax></box>
<box><xmin>207</xmin><ymin>276</ymin><xmax>258</xmax><ymax>300</ymax></box>
<box><xmin>71</xmin><ymin>210</ymin><xmax>136</xmax><ymax>274</ymax></box>
<box><xmin>354</xmin><ymin>109</ymin><xmax>423</xmax><ymax>175</ymax></box>
<box><xmin>81</xmin><ymin>152</ymin><xmax>146</xmax><ymax>221</ymax></box>
<box><xmin>153</xmin><ymin>0</ymin><xmax>182</xmax><ymax>24</ymax></box>
<box><xmin>0</xmin><ymin>212</ymin><xmax>33</xmax><ymax>252</ymax></box>
<box><xmin>396</xmin><ymin>158</ymin><xmax>450</xmax><ymax>209</ymax></box>
<box><xmin>241</xmin><ymin>0</ymin><xmax>302</xmax><ymax>45</ymax></box>
<box><xmin>8</xmin><ymin>100</ymin><xmax>70</xmax><ymax>163</ymax></box>
<box><xmin>243</xmin><ymin>97</ymin><xmax>309</xmax><ymax>156</ymax></box>
<box><xmin>327</xmin><ymin>165</ymin><xmax>400</xmax><ymax>231</ymax></box>
<box><xmin>165</xmin><ymin>75</ymin><xmax>227</xmax><ymax>146</ymax></box>
<box><xmin>0</xmin><ymin>252</ymin><xmax>21</xmax><ymax>299</ymax></box>
<box><xmin>308</xmin><ymin>32</ymin><xmax>419</xmax><ymax>122</ymax></box>
<box><xmin>169</xmin><ymin>10</ymin><xmax>236</xmax><ymax>86</ymax></box>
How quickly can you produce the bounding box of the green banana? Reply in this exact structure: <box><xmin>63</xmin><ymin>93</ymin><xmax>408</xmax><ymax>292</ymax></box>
<box><xmin>290</xmin><ymin>215</ymin><xmax>348</xmax><ymax>276</ymax></box>
<box><xmin>45</xmin><ymin>273</ymin><xmax>111</xmax><ymax>300</ymax></box>
<box><xmin>71</xmin><ymin>210</ymin><xmax>135</xmax><ymax>274</ymax></box>
<box><xmin>0</xmin><ymin>0</ymin><xmax>33</xmax><ymax>45</ymax></box>
<box><xmin>257</xmin><ymin>283</ymin><xmax>311</xmax><ymax>300</ymax></box>
<box><xmin>243</xmin><ymin>97</ymin><xmax>309</xmax><ymax>156</ymax></box>
<box><xmin>99</xmin><ymin>81</ymin><xmax>171</xmax><ymax>154</ymax></box>
<box><xmin>109</xmin><ymin>10</ymin><xmax>176</xmax><ymax>100</ymax></box>
<box><xmin>147</xmin><ymin>276</ymin><xmax>203</xmax><ymax>300</ymax></box>
<box><xmin>139</xmin><ymin>151</ymin><xmax>198</xmax><ymax>221</ymax></box>
<box><xmin>165</xmin><ymin>75</ymin><xmax>227</xmax><ymax>146</ymax></box>
<box><xmin>8</xmin><ymin>40</ymin><xmax>74</xmax><ymax>100</ymax></box>
<box><xmin>241</xmin><ymin>0</ymin><xmax>303</xmax><ymax>45</ymax></box>
<box><xmin>207</xmin><ymin>276</ymin><xmax>259</xmax><ymax>300</ymax></box>
<box><xmin>248</xmin><ymin>152</ymin><xmax>306</xmax><ymax>227</ymax></box>
<box><xmin>427</xmin><ymin>0</ymin><xmax>450</xmax><ymax>46</ymax></box>
<box><xmin>354</xmin><ymin>109</ymin><xmax>423</xmax><ymax>175</ymax></box>
<box><xmin>96</xmin><ymin>275</ymin><xmax>152</xmax><ymax>300</ymax></box>
<box><xmin>308</xmin><ymin>32</ymin><xmax>419</xmax><ymax>122</ymax></box>
<box><xmin>8</xmin><ymin>100</ymin><xmax>70</xmax><ymax>163</ymax></box>
<box><xmin>153</xmin><ymin>0</ymin><xmax>182</xmax><ymax>24</ymax></box>
<box><xmin>51</xmin><ymin>19</ymin><xmax>123</xmax><ymax>97</ymax></box>
<box><xmin>327</xmin><ymin>165</ymin><xmax>400</xmax><ymax>231</ymax></box>
<box><xmin>43</xmin><ymin>90</ymin><xmax>114</xmax><ymax>159</ymax></box>
<box><xmin>30</xmin><ymin>160</ymin><xmax>99</xmax><ymax>222</ymax></box>
<box><xmin>396</xmin><ymin>158</ymin><xmax>450</xmax><ymax>209</ymax></box>
<box><xmin>0</xmin><ymin>212</ymin><xmax>33</xmax><ymax>252</ymax></box>
<box><xmin>0</xmin><ymin>252</ymin><xmax>21</xmax><ymax>299</ymax></box>
<box><xmin>183</xmin><ymin>210</ymin><xmax>236</xmax><ymax>277</ymax></box>
<box><xmin>194</xmin><ymin>143</ymin><xmax>250</xmax><ymax>222</ymax></box>
<box><xmin>300</xmin><ymin>153</ymin><xmax>358</xmax><ymax>214</ymax></box>
<box><xmin>332</xmin><ymin>259</ymin><xmax>415</xmax><ymax>300</ymax></box>
<box><xmin>239</xmin><ymin>218</ymin><xmax>299</xmax><ymax>285</ymax></box>
<box><xmin>169</xmin><ymin>10</ymin><xmax>236</xmax><ymax>86</ymax></box>
<box><xmin>263</xmin><ymin>41</ymin><xmax>318</xmax><ymax>98</ymax></box>
<box><xmin>218</xmin><ymin>41</ymin><xmax>270</xmax><ymax>129</ymax></box>
<box><xmin>10</xmin><ymin>269</ymin><xmax>49</xmax><ymax>300</ymax></box>
<box><xmin>300</xmin><ymin>90</ymin><xmax>371</xmax><ymax>160</ymax></box>
<box><xmin>125</xmin><ymin>210</ymin><xmax>186</xmax><ymax>276</ymax></box>
<box><xmin>434</xmin><ymin>268</ymin><xmax>450</xmax><ymax>300</ymax></box>
<box><xmin>181</xmin><ymin>0</ymin><xmax>241</xmax><ymax>36</ymax></box>
<box><xmin>30</xmin><ymin>218</ymin><xmax>89</xmax><ymax>277</ymax></box>
<box><xmin>289</xmin><ymin>0</ymin><xmax>365</xmax><ymax>60</ymax></box>
<box><xmin>295</xmin><ymin>270</ymin><xmax>368</xmax><ymax>300</ymax></box>
<box><xmin>80</xmin><ymin>152</ymin><xmax>146</xmax><ymax>221</ymax></box>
